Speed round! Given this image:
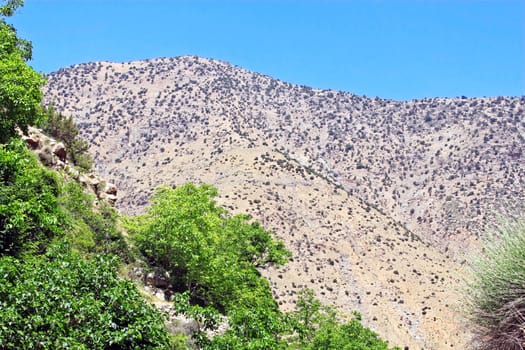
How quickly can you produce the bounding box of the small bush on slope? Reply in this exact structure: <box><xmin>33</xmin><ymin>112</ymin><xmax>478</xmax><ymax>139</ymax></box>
<box><xmin>287</xmin><ymin>289</ymin><xmax>394</xmax><ymax>350</ymax></box>
<box><xmin>40</xmin><ymin>106</ymin><xmax>93</xmax><ymax>171</ymax></box>
<box><xmin>466</xmin><ymin>220</ymin><xmax>525</xmax><ymax>350</ymax></box>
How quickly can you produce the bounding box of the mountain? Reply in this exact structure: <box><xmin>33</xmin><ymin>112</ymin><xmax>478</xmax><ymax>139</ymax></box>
<box><xmin>43</xmin><ymin>56</ymin><xmax>525</xmax><ymax>349</ymax></box>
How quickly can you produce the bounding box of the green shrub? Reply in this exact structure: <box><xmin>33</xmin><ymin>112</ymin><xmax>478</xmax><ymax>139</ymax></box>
<box><xmin>0</xmin><ymin>245</ymin><xmax>172</xmax><ymax>349</ymax></box>
<box><xmin>59</xmin><ymin>181</ymin><xmax>130</xmax><ymax>260</ymax></box>
<box><xmin>465</xmin><ymin>220</ymin><xmax>525</xmax><ymax>350</ymax></box>
<box><xmin>40</xmin><ymin>106</ymin><xmax>93</xmax><ymax>171</ymax></box>
<box><xmin>0</xmin><ymin>140</ymin><xmax>64</xmax><ymax>256</ymax></box>
<box><xmin>287</xmin><ymin>289</ymin><xmax>395</xmax><ymax>350</ymax></box>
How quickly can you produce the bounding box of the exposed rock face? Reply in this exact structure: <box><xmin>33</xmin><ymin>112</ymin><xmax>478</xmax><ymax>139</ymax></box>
<box><xmin>21</xmin><ymin>126</ymin><xmax>117</xmax><ymax>205</ymax></box>
<box><xmin>53</xmin><ymin>142</ymin><xmax>67</xmax><ymax>162</ymax></box>
<box><xmin>42</xmin><ymin>56</ymin><xmax>525</xmax><ymax>349</ymax></box>
<box><xmin>145</xmin><ymin>269</ymin><xmax>171</xmax><ymax>290</ymax></box>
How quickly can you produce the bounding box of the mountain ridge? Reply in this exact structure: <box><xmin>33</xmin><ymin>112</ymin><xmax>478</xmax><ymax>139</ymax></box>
<box><xmin>47</xmin><ymin>55</ymin><xmax>524</xmax><ymax>101</ymax></box>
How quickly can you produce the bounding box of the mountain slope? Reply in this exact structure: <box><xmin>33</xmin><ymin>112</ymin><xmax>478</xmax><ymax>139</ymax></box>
<box><xmin>43</xmin><ymin>56</ymin><xmax>524</xmax><ymax>348</ymax></box>
<box><xmin>44</xmin><ymin>56</ymin><xmax>525</xmax><ymax>258</ymax></box>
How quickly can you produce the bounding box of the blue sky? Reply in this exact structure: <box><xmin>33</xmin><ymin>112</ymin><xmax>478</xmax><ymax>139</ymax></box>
<box><xmin>9</xmin><ymin>0</ymin><xmax>525</xmax><ymax>100</ymax></box>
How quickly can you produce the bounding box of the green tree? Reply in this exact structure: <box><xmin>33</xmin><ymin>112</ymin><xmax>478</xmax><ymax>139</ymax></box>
<box><xmin>0</xmin><ymin>0</ymin><xmax>45</xmax><ymax>143</ymax></box>
<box><xmin>0</xmin><ymin>1</ymin><xmax>23</xmax><ymax>17</ymax></box>
<box><xmin>127</xmin><ymin>183</ymin><xmax>290</xmax><ymax>309</ymax></box>
<box><xmin>0</xmin><ymin>245</ymin><xmax>173</xmax><ymax>349</ymax></box>
<box><xmin>127</xmin><ymin>183</ymin><xmax>291</xmax><ymax>348</ymax></box>
<box><xmin>288</xmin><ymin>289</ymin><xmax>396</xmax><ymax>350</ymax></box>
<box><xmin>0</xmin><ymin>140</ymin><xmax>64</xmax><ymax>256</ymax></box>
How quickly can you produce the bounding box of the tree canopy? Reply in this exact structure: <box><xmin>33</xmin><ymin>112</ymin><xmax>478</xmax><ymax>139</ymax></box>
<box><xmin>0</xmin><ymin>246</ymin><xmax>172</xmax><ymax>349</ymax></box>
<box><xmin>127</xmin><ymin>183</ymin><xmax>290</xmax><ymax>310</ymax></box>
<box><xmin>0</xmin><ymin>0</ymin><xmax>45</xmax><ymax>143</ymax></box>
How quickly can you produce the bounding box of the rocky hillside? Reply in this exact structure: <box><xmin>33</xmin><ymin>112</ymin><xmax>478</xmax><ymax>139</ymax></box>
<box><xmin>43</xmin><ymin>56</ymin><xmax>525</xmax><ymax>349</ymax></box>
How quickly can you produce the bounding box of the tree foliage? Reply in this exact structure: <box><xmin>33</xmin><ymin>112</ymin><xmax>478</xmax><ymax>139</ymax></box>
<box><xmin>128</xmin><ymin>183</ymin><xmax>290</xmax><ymax>309</ymax></box>
<box><xmin>127</xmin><ymin>183</ymin><xmax>292</xmax><ymax>348</ymax></box>
<box><xmin>0</xmin><ymin>0</ymin><xmax>45</xmax><ymax>143</ymax></box>
<box><xmin>0</xmin><ymin>245</ymin><xmax>173</xmax><ymax>349</ymax></box>
<box><xmin>0</xmin><ymin>0</ymin><xmax>23</xmax><ymax>17</ymax></box>
<box><xmin>59</xmin><ymin>181</ymin><xmax>129</xmax><ymax>260</ymax></box>
<box><xmin>0</xmin><ymin>140</ymin><xmax>63</xmax><ymax>256</ymax></box>
<box><xmin>287</xmin><ymin>289</ymin><xmax>395</xmax><ymax>350</ymax></box>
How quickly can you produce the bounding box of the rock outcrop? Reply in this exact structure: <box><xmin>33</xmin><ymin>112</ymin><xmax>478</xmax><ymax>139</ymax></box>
<box><xmin>21</xmin><ymin>126</ymin><xmax>118</xmax><ymax>205</ymax></box>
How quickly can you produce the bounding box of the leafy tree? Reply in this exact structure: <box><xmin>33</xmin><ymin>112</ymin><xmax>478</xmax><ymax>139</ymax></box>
<box><xmin>209</xmin><ymin>303</ymin><xmax>288</xmax><ymax>350</ymax></box>
<box><xmin>288</xmin><ymin>289</ymin><xmax>396</xmax><ymax>350</ymax></box>
<box><xmin>0</xmin><ymin>0</ymin><xmax>45</xmax><ymax>143</ymax></box>
<box><xmin>289</xmin><ymin>289</ymin><xmax>323</xmax><ymax>344</ymax></box>
<box><xmin>127</xmin><ymin>183</ymin><xmax>290</xmax><ymax>309</ymax></box>
<box><xmin>0</xmin><ymin>0</ymin><xmax>23</xmax><ymax>17</ymax></box>
<box><xmin>0</xmin><ymin>245</ymin><xmax>173</xmax><ymax>349</ymax></box>
<box><xmin>0</xmin><ymin>140</ymin><xmax>64</xmax><ymax>256</ymax></box>
<box><xmin>465</xmin><ymin>220</ymin><xmax>525</xmax><ymax>350</ymax></box>
<box><xmin>127</xmin><ymin>183</ymin><xmax>291</xmax><ymax>348</ymax></box>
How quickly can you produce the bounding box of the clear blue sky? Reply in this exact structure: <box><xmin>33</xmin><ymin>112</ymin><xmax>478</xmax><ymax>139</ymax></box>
<box><xmin>8</xmin><ymin>0</ymin><xmax>525</xmax><ymax>100</ymax></box>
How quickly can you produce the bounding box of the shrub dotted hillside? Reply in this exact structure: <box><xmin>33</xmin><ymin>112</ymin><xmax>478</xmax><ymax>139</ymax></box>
<box><xmin>44</xmin><ymin>56</ymin><xmax>525</xmax><ymax>259</ymax></box>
